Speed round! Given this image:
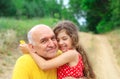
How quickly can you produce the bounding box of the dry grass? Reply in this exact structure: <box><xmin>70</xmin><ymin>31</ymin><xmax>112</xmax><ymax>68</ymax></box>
<box><xmin>0</xmin><ymin>30</ymin><xmax>22</xmax><ymax>79</ymax></box>
<box><xmin>0</xmin><ymin>30</ymin><xmax>18</xmax><ymax>55</ymax></box>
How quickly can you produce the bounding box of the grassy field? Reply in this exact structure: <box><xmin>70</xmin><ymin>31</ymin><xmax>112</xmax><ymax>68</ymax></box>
<box><xmin>0</xmin><ymin>17</ymin><xmax>58</xmax><ymax>38</ymax></box>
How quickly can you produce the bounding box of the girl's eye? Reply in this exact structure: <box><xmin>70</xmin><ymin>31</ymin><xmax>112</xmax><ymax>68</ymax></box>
<box><xmin>63</xmin><ymin>37</ymin><xmax>67</xmax><ymax>40</ymax></box>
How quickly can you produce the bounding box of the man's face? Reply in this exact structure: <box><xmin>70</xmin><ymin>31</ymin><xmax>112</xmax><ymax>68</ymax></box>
<box><xmin>32</xmin><ymin>27</ymin><xmax>58</xmax><ymax>59</ymax></box>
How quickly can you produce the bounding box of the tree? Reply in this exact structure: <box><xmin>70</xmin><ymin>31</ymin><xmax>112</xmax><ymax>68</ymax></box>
<box><xmin>69</xmin><ymin>0</ymin><xmax>111</xmax><ymax>33</ymax></box>
<box><xmin>0</xmin><ymin>0</ymin><xmax>16</xmax><ymax>16</ymax></box>
<box><xmin>110</xmin><ymin>0</ymin><xmax>120</xmax><ymax>27</ymax></box>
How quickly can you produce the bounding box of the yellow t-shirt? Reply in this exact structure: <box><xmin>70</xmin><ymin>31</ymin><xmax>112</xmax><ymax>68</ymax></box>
<box><xmin>12</xmin><ymin>54</ymin><xmax>57</xmax><ymax>79</ymax></box>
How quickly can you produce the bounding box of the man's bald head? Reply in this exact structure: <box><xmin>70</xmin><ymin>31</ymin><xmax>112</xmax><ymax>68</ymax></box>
<box><xmin>27</xmin><ymin>24</ymin><xmax>53</xmax><ymax>45</ymax></box>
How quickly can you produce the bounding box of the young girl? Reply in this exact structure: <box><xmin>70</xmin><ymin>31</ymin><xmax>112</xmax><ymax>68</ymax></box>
<box><xmin>20</xmin><ymin>21</ymin><xmax>95</xmax><ymax>79</ymax></box>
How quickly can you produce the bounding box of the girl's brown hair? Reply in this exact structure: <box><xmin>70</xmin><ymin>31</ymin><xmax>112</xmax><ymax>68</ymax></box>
<box><xmin>53</xmin><ymin>20</ymin><xmax>95</xmax><ymax>79</ymax></box>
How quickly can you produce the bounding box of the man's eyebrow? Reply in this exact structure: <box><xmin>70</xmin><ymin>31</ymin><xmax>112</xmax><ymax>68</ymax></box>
<box><xmin>39</xmin><ymin>37</ymin><xmax>46</xmax><ymax>41</ymax></box>
<box><xmin>52</xmin><ymin>35</ymin><xmax>55</xmax><ymax>37</ymax></box>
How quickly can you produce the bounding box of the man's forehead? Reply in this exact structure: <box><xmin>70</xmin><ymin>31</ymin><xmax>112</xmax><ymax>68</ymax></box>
<box><xmin>31</xmin><ymin>24</ymin><xmax>51</xmax><ymax>32</ymax></box>
<box><xmin>39</xmin><ymin>32</ymin><xmax>55</xmax><ymax>39</ymax></box>
<box><xmin>32</xmin><ymin>25</ymin><xmax>53</xmax><ymax>34</ymax></box>
<box><xmin>31</xmin><ymin>24</ymin><xmax>55</xmax><ymax>40</ymax></box>
<box><xmin>32</xmin><ymin>30</ymin><xmax>52</xmax><ymax>41</ymax></box>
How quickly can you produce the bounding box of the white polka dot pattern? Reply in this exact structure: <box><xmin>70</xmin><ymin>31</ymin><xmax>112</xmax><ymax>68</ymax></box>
<box><xmin>57</xmin><ymin>55</ymin><xmax>84</xmax><ymax>79</ymax></box>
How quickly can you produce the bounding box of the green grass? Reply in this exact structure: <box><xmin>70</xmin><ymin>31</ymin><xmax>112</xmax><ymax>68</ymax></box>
<box><xmin>0</xmin><ymin>17</ymin><xmax>58</xmax><ymax>38</ymax></box>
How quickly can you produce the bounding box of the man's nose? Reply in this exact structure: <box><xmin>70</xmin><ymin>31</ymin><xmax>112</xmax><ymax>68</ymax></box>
<box><xmin>48</xmin><ymin>39</ymin><xmax>55</xmax><ymax>47</ymax></box>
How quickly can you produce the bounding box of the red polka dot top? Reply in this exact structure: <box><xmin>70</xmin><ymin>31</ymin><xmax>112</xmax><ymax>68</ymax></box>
<box><xmin>57</xmin><ymin>55</ymin><xmax>84</xmax><ymax>79</ymax></box>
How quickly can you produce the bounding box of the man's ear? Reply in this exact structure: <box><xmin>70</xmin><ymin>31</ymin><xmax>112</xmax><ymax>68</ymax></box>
<box><xmin>28</xmin><ymin>44</ymin><xmax>36</xmax><ymax>53</ymax></box>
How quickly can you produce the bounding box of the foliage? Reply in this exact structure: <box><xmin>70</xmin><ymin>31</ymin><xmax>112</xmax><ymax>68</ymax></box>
<box><xmin>96</xmin><ymin>0</ymin><xmax>120</xmax><ymax>33</ymax></box>
<box><xmin>110</xmin><ymin>0</ymin><xmax>120</xmax><ymax>27</ymax></box>
<box><xmin>96</xmin><ymin>20</ymin><xmax>113</xmax><ymax>33</ymax></box>
<box><xmin>12</xmin><ymin>0</ymin><xmax>45</xmax><ymax>18</ymax></box>
<box><xmin>69</xmin><ymin>0</ymin><xmax>120</xmax><ymax>33</ymax></box>
<box><xmin>12</xmin><ymin>0</ymin><xmax>64</xmax><ymax>19</ymax></box>
<box><xmin>0</xmin><ymin>0</ymin><xmax>16</xmax><ymax>16</ymax></box>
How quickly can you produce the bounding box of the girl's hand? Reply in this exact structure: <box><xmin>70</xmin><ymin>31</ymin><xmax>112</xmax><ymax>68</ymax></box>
<box><xmin>19</xmin><ymin>40</ymin><xmax>29</xmax><ymax>54</ymax></box>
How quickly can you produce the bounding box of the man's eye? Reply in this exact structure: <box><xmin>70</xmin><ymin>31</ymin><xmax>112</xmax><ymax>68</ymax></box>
<box><xmin>41</xmin><ymin>39</ymin><xmax>47</xmax><ymax>43</ymax></box>
<box><xmin>57</xmin><ymin>39</ymin><xmax>59</xmax><ymax>42</ymax></box>
<box><xmin>51</xmin><ymin>37</ymin><xmax>56</xmax><ymax>41</ymax></box>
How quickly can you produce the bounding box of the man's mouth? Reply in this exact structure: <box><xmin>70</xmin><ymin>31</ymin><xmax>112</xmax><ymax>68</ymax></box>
<box><xmin>48</xmin><ymin>48</ymin><xmax>57</xmax><ymax>53</ymax></box>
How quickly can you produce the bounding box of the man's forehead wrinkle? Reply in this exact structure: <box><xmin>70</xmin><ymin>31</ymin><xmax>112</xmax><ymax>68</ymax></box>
<box><xmin>40</xmin><ymin>34</ymin><xmax>54</xmax><ymax>40</ymax></box>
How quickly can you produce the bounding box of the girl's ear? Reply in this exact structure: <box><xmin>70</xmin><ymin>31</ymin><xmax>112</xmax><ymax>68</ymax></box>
<box><xmin>28</xmin><ymin>44</ymin><xmax>36</xmax><ymax>53</ymax></box>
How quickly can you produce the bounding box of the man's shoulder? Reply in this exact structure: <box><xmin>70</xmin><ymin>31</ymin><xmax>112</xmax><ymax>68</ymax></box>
<box><xmin>17</xmin><ymin>54</ymin><xmax>31</xmax><ymax>60</ymax></box>
<box><xmin>16</xmin><ymin>54</ymin><xmax>34</xmax><ymax>65</ymax></box>
<box><xmin>57</xmin><ymin>50</ymin><xmax>62</xmax><ymax>56</ymax></box>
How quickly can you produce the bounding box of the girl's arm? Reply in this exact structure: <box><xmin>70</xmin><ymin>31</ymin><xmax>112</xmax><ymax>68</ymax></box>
<box><xmin>19</xmin><ymin>44</ymin><xmax>29</xmax><ymax>54</ymax></box>
<box><xmin>30</xmin><ymin>50</ymin><xmax>77</xmax><ymax>70</ymax></box>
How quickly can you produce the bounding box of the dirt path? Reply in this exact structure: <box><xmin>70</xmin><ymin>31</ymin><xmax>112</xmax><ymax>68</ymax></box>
<box><xmin>80</xmin><ymin>32</ymin><xmax>120</xmax><ymax>79</ymax></box>
<box><xmin>93</xmin><ymin>35</ymin><xmax>120</xmax><ymax>79</ymax></box>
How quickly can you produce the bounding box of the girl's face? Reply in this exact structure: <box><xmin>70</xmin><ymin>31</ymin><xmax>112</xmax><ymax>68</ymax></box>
<box><xmin>57</xmin><ymin>30</ymin><xmax>73</xmax><ymax>52</ymax></box>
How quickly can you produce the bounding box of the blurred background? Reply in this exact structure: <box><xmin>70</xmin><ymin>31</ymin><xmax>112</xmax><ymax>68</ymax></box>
<box><xmin>0</xmin><ymin>0</ymin><xmax>120</xmax><ymax>79</ymax></box>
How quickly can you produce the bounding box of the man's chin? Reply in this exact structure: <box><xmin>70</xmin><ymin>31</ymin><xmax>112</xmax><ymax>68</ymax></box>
<box><xmin>50</xmin><ymin>52</ymin><xmax>57</xmax><ymax>58</ymax></box>
<box><xmin>46</xmin><ymin>52</ymin><xmax>57</xmax><ymax>59</ymax></box>
<box><xmin>46</xmin><ymin>55</ymin><xmax>56</xmax><ymax>60</ymax></box>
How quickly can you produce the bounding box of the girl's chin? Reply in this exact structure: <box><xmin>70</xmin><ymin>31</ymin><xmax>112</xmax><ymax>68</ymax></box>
<box><xmin>61</xmin><ymin>49</ymin><xmax>68</xmax><ymax>52</ymax></box>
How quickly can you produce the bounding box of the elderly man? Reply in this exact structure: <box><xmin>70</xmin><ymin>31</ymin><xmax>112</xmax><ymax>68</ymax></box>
<box><xmin>12</xmin><ymin>24</ymin><xmax>58</xmax><ymax>79</ymax></box>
